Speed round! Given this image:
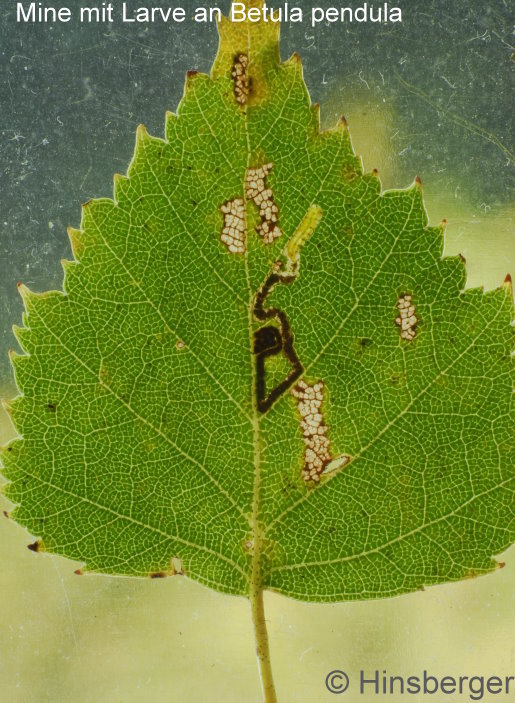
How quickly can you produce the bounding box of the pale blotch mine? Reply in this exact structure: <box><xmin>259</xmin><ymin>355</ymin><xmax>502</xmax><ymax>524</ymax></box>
<box><xmin>220</xmin><ymin>198</ymin><xmax>246</xmax><ymax>253</ymax></box>
<box><xmin>245</xmin><ymin>163</ymin><xmax>282</xmax><ymax>244</ymax></box>
<box><xmin>292</xmin><ymin>380</ymin><xmax>332</xmax><ymax>483</ymax></box>
<box><xmin>395</xmin><ymin>294</ymin><xmax>418</xmax><ymax>341</ymax></box>
<box><xmin>231</xmin><ymin>54</ymin><xmax>249</xmax><ymax>105</ymax></box>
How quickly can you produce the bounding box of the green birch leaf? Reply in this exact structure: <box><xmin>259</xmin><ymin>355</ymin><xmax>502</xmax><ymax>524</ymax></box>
<box><xmin>1</xmin><ymin>6</ymin><xmax>514</xmax><ymax>611</ymax></box>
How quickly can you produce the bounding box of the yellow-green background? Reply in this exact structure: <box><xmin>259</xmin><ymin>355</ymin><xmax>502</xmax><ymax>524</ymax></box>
<box><xmin>1</xmin><ymin>1</ymin><xmax>513</xmax><ymax>700</ymax></box>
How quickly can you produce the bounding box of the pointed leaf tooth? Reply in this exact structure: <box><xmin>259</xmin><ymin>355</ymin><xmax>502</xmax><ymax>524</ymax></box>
<box><xmin>1</xmin><ymin>398</ymin><xmax>14</xmax><ymax>417</ymax></box>
<box><xmin>133</xmin><ymin>124</ymin><xmax>152</xmax><ymax>165</ymax></box>
<box><xmin>0</xmin><ymin>441</ymin><xmax>15</xmax><ymax>468</ymax></box>
<box><xmin>136</xmin><ymin>123</ymin><xmax>149</xmax><ymax>145</ymax></box>
<box><xmin>17</xmin><ymin>282</ymin><xmax>34</xmax><ymax>307</ymax></box>
<box><xmin>7</xmin><ymin>348</ymin><xmax>29</xmax><ymax>384</ymax></box>
<box><xmin>503</xmin><ymin>273</ymin><xmax>512</xmax><ymax>289</ymax></box>
<box><xmin>12</xmin><ymin>323</ymin><xmax>31</xmax><ymax>354</ymax></box>
<box><xmin>410</xmin><ymin>178</ymin><xmax>427</xmax><ymax>223</ymax></box>
<box><xmin>113</xmin><ymin>173</ymin><xmax>129</xmax><ymax>203</ymax></box>
<box><xmin>164</xmin><ymin>111</ymin><xmax>178</xmax><ymax>142</ymax></box>
<box><xmin>371</xmin><ymin>168</ymin><xmax>383</xmax><ymax>190</ymax></box>
<box><xmin>60</xmin><ymin>259</ymin><xmax>74</xmax><ymax>293</ymax></box>
<box><xmin>67</xmin><ymin>226</ymin><xmax>84</xmax><ymax>260</ymax></box>
<box><xmin>311</xmin><ymin>102</ymin><xmax>321</xmax><ymax>130</ymax></box>
<box><xmin>12</xmin><ymin>323</ymin><xmax>25</xmax><ymax>342</ymax></box>
<box><xmin>80</xmin><ymin>197</ymin><xmax>115</xmax><ymax>236</ymax></box>
<box><xmin>8</xmin><ymin>348</ymin><xmax>21</xmax><ymax>363</ymax></box>
<box><xmin>164</xmin><ymin>109</ymin><xmax>177</xmax><ymax>129</ymax></box>
<box><xmin>79</xmin><ymin>200</ymin><xmax>92</xmax><ymax>231</ymax></box>
<box><xmin>27</xmin><ymin>540</ymin><xmax>44</xmax><ymax>553</ymax></box>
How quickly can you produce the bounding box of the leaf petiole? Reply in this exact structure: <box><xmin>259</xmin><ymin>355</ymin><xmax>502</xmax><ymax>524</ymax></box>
<box><xmin>250</xmin><ymin>582</ymin><xmax>278</xmax><ymax>703</ymax></box>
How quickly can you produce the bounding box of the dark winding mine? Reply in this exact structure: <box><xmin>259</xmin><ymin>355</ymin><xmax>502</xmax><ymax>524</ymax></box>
<box><xmin>253</xmin><ymin>271</ymin><xmax>303</xmax><ymax>413</ymax></box>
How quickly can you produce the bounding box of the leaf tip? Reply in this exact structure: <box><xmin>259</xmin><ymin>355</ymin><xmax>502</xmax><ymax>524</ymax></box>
<box><xmin>458</xmin><ymin>253</ymin><xmax>466</xmax><ymax>264</ymax></box>
<box><xmin>338</xmin><ymin>115</ymin><xmax>348</xmax><ymax>128</ymax></box>
<box><xmin>497</xmin><ymin>561</ymin><xmax>506</xmax><ymax>570</ymax></box>
<box><xmin>74</xmin><ymin>568</ymin><xmax>84</xmax><ymax>576</ymax></box>
<box><xmin>503</xmin><ymin>273</ymin><xmax>512</xmax><ymax>288</ymax></box>
<box><xmin>414</xmin><ymin>175</ymin><xmax>422</xmax><ymax>188</ymax></box>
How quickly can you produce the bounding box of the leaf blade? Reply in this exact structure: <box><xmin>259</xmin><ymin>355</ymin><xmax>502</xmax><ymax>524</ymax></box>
<box><xmin>1</xmin><ymin>10</ymin><xmax>513</xmax><ymax>605</ymax></box>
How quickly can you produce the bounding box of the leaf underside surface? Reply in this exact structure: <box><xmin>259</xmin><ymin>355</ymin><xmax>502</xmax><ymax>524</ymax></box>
<box><xmin>1</xmin><ymin>10</ymin><xmax>513</xmax><ymax>603</ymax></box>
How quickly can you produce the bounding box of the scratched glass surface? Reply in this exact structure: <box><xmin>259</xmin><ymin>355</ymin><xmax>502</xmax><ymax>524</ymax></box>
<box><xmin>0</xmin><ymin>1</ymin><xmax>513</xmax><ymax>701</ymax></box>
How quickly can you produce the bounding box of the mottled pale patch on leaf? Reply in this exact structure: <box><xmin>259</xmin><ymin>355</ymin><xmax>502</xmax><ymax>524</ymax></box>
<box><xmin>0</xmin><ymin>3</ymin><xmax>513</xmax><ymax>610</ymax></box>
